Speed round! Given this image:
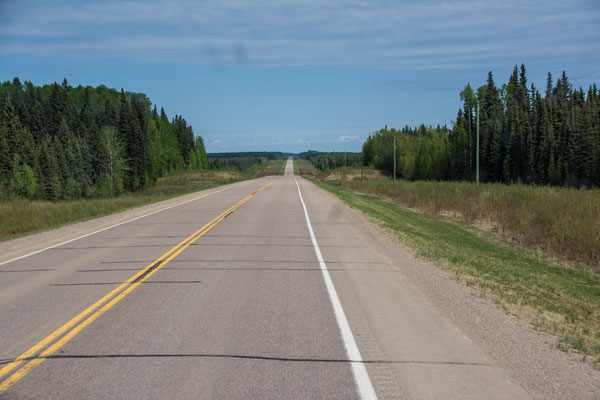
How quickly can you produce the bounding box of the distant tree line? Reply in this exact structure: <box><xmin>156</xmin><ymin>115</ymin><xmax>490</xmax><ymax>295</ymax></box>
<box><xmin>207</xmin><ymin>152</ymin><xmax>292</xmax><ymax>174</ymax></box>
<box><xmin>207</xmin><ymin>151</ymin><xmax>290</xmax><ymax>160</ymax></box>
<box><xmin>209</xmin><ymin>156</ymin><xmax>269</xmax><ymax>173</ymax></box>
<box><xmin>0</xmin><ymin>77</ymin><xmax>208</xmax><ymax>200</ymax></box>
<box><xmin>298</xmin><ymin>150</ymin><xmax>361</xmax><ymax>171</ymax></box>
<box><xmin>361</xmin><ymin>65</ymin><xmax>600</xmax><ymax>187</ymax></box>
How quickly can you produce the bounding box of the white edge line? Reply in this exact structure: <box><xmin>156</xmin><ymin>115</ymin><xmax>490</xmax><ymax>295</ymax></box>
<box><xmin>294</xmin><ymin>175</ymin><xmax>378</xmax><ymax>400</ymax></box>
<box><xmin>0</xmin><ymin>182</ymin><xmax>247</xmax><ymax>267</ymax></box>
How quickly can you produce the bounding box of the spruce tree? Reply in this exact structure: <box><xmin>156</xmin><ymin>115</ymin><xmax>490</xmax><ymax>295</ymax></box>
<box><xmin>0</xmin><ymin>95</ymin><xmax>36</xmax><ymax>168</ymax></box>
<box><xmin>481</xmin><ymin>71</ymin><xmax>503</xmax><ymax>181</ymax></box>
<box><xmin>545</xmin><ymin>72</ymin><xmax>553</xmax><ymax>99</ymax></box>
<box><xmin>575</xmin><ymin>105</ymin><xmax>596</xmax><ymax>187</ymax></box>
<box><xmin>47</xmin><ymin>83</ymin><xmax>67</xmax><ymax>136</ymax></box>
<box><xmin>39</xmin><ymin>137</ymin><xmax>61</xmax><ymax>200</ymax></box>
<box><xmin>77</xmin><ymin>87</ymin><xmax>98</xmax><ymax>184</ymax></box>
<box><xmin>132</xmin><ymin>97</ymin><xmax>149</xmax><ymax>187</ymax></box>
<box><xmin>27</xmin><ymin>87</ymin><xmax>46</xmax><ymax>139</ymax></box>
<box><xmin>504</xmin><ymin>66</ymin><xmax>520</xmax><ymax>182</ymax></box>
<box><xmin>103</xmin><ymin>98</ymin><xmax>117</xmax><ymax>127</ymax></box>
<box><xmin>0</xmin><ymin>124</ymin><xmax>10</xmax><ymax>185</ymax></box>
<box><xmin>196</xmin><ymin>136</ymin><xmax>209</xmax><ymax>169</ymax></box>
<box><xmin>118</xmin><ymin>89</ymin><xmax>137</xmax><ymax>190</ymax></box>
<box><xmin>78</xmin><ymin>87</ymin><xmax>97</xmax><ymax>139</ymax></box>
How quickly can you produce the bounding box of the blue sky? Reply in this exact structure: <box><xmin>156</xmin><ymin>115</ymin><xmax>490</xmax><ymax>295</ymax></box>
<box><xmin>1</xmin><ymin>0</ymin><xmax>599</xmax><ymax>153</ymax></box>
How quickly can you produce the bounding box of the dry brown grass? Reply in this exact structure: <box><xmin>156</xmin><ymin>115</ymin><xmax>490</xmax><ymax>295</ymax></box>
<box><xmin>295</xmin><ymin>159</ymin><xmax>319</xmax><ymax>176</ymax></box>
<box><xmin>318</xmin><ymin>168</ymin><xmax>600</xmax><ymax>266</ymax></box>
<box><xmin>318</xmin><ymin>167</ymin><xmax>388</xmax><ymax>181</ymax></box>
<box><xmin>253</xmin><ymin>160</ymin><xmax>285</xmax><ymax>177</ymax></box>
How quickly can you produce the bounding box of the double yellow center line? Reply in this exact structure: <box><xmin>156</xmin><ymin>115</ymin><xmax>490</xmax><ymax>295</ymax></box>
<box><xmin>0</xmin><ymin>179</ymin><xmax>277</xmax><ymax>395</ymax></box>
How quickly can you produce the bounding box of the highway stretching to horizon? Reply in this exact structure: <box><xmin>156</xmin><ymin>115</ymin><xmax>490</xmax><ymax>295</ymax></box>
<box><xmin>0</xmin><ymin>159</ymin><xmax>530</xmax><ymax>399</ymax></box>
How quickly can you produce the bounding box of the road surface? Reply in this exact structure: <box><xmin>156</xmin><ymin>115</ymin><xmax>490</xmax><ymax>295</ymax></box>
<box><xmin>0</xmin><ymin>158</ymin><xmax>530</xmax><ymax>399</ymax></box>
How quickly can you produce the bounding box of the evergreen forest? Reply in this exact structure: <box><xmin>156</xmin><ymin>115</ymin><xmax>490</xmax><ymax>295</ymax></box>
<box><xmin>0</xmin><ymin>78</ymin><xmax>209</xmax><ymax>200</ymax></box>
<box><xmin>208</xmin><ymin>152</ymin><xmax>289</xmax><ymax>173</ymax></box>
<box><xmin>298</xmin><ymin>150</ymin><xmax>361</xmax><ymax>170</ymax></box>
<box><xmin>360</xmin><ymin>66</ymin><xmax>600</xmax><ymax>187</ymax></box>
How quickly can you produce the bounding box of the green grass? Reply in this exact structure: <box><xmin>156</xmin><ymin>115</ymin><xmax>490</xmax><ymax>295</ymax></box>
<box><xmin>0</xmin><ymin>170</ymin><xmax>248</xmax><ymax>241</ymax></box>
<box><xmin>293</xmin><ymin>159</ymin><xmax>299</xmax><ymax>175</ymax></box>
<box><xmin>309</xmin><ymin>177</ymin><xmax>600</xmax><ymax>360</ymax></box>
<box><xmin>278</xmin><ymin>159</ymin><xmax>287</xmax><ymax>175</ymax></box>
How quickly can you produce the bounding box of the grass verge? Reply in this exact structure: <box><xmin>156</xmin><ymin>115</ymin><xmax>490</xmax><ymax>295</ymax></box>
<box><xmin>0</xmin><ymin>170</ymin><xmax>248</xmax><ymax>241</ymax></box>
<box><xmin>317</xmin><ymin>168</ymin><xmax>600</xmax><ymax>266</ymax></box>
<box><xmin>253</xmin><ymin>160</ymin><xmax>286</xmax><ymax>177</ymax></box>
<box><xmin>295</xmin><ymin>159</ymin><xmax>319</xmax><ymax>176</ymax></box>
<box><xmin>279</xmin><ymin>159</ymin><xmax>287</xmax><ymax>175</ymax></box>
<box><xmin>308</xmin><ymin>177</ymin><xmax>600</xmax><ymax>361</ymax></box>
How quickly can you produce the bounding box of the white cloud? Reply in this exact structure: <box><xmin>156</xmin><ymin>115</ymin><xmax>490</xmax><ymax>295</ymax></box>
<box><xmin>211</xmin><ymin>140</ymin><xmax>222</xmax><ymax>145</ymax></box>
<box><xmin>294</xmin><ymin>138</ymin><xmax>311</xmax><ymax>144</ymax></box>
<box><xmin>336</xmin><ymin>135</ymin><xmax>359</xmax><ymax>143</ymax></box>
<box><xmin>1</xmin><ymin>0</ymin><xmax>598</xmax><ymax>69</ymax></box>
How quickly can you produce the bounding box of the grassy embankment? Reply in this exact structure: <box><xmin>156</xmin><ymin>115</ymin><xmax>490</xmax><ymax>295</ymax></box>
<box><xmin>0</xmin><ymin>170</ymin><xmax>249</xmax><ymax>241</ymax></box>
<box><xmin>306</xmin><ymin>167</ymin><xmax>600</xmax><ymax>361</ymax></box>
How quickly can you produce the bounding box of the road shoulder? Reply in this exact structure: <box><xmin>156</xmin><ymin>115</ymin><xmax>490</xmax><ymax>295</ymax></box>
<box><xmin>301</xmin><ymin>177</ymin><xmax>600</xmax><ymax>400</ymax></box>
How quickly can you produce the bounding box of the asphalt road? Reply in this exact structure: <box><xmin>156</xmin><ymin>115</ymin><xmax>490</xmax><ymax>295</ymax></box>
<box><xmin>0</xmin><ymin>159</ymin><xmax>530</xmax><ymax>399</ymax></box>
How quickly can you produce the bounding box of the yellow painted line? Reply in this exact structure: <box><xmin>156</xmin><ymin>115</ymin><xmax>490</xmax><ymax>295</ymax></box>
<box><xmin>0</xmin><ymin>179</ymin><xmax>278</xmax><ymax>395</ymax></box>
<box><xmin>0</xmin><ymin>190</ymin><xmax>253</xmax><ymax>381</ymax></box>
